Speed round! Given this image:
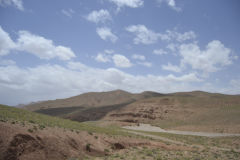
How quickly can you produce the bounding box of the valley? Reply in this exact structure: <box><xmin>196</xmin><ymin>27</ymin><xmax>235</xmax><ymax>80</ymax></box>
<box><xmin>1</xmin><ymin>90</ymin><xmax>240</xmax><ymax>159</ymax></box>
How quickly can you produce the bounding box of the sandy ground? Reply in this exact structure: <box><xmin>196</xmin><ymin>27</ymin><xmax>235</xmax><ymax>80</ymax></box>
<box><xmin>123</xmin><ymin>123</ymin><xmax>240</xmax><ymax>137</ymax></box>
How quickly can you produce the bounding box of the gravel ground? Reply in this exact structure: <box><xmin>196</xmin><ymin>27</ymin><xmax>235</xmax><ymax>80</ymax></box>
<box><xmin>123</xmin><ymin>123</ymin><xmax>240</xmax><ymax>137</ymax></box>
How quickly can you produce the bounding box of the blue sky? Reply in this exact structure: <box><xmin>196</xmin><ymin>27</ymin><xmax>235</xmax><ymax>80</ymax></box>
<box><xmin>0</xmin><ymin>0</ymin><xmax>240</xmax><ymax>105</ymax></box>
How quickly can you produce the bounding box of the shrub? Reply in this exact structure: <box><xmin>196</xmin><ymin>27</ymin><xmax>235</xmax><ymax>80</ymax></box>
<box><xmin>88</xmin><ymin>131</ymin><xmax>93</xmax><ymax>135</ymax></box>
<box><xmin>39</xmin><ymin>124</ymin><xmax>45</xmax><ymax>130</ymax></box>
<box><xmin>86</xmin><ymin>143</ymin><xmax>91</xmax><ymax>152</ymax></box>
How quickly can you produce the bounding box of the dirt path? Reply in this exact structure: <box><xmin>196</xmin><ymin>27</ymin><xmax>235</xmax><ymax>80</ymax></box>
<box><xmin>125</xmin><ymin>130</ymin><xmax>239</xmax><ymax>152</ymax></box>
<box><xmin>123</xmin><ymin>123</ymin><xmax>240</xmax><ymax>137</ymax></box>
<box><xmin>126</xmin><ymin>130</ymin><xmax>185</xmax><ymax>145</ymax></box>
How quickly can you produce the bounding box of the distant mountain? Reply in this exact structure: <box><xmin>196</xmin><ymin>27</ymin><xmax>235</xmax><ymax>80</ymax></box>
<box><xmin>24</xmin><ymin>90</ymin><xmax>240</xmax><ymax>133</ymax></box>
<box><xmin>24</xmin><ymin>90</ymin><xmax>163</xmax><ymax>111</ymax></box>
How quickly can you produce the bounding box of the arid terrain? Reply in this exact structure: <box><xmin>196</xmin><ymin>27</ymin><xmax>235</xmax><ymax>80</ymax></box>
<box><xmin>1</xmin><ymin>90</ymin><xmax>240</xmax><ymax>159</ymax></box>
<box><xmin>25</xmin><ymin>90</ymin><xmax>240</xmax><ymax>133</ymax></box>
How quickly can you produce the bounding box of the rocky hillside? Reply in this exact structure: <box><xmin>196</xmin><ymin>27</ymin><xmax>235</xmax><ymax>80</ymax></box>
<box><xmin>24</xmin><ymin>90</ymin><xmax>240</xmax><ymax>133</ymax></box>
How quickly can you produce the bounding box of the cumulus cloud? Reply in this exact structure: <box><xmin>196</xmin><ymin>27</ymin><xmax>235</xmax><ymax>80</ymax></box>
<box><xmin>165</xmin><ymin>30</ymin><xmax>196</xmax><ymax>42</ymax></box>
<box><xmin>162</xmin><ymin>63</ymin><xmax>181</xmax><ymax>72</ymax></box>
<box><xmin>112</xmin><ymin>54</ymin><xmax>132</xmax><ymax>68</ymax></box>
<box><xmin>0</xmin><ymin>0</ymin><xmax>24</xmax><ymax>10</ymax></box>
<box><xmin>96</xmin><ymin>27</ymin><xmax>118</xmax><ymax>43</ymax></box>
<box><xmin>156</xmin><ymin>0</ymin><xmax>181</xmax><ymax>11</ymax></box>
<box><xmin>107</xmin><ymin>0</ymin><xmax>143</xmax><ymax>10</ymax></box>
<box><xmin>95</xmin><ymin>52</ymin><xmax>112</xmax><ymax>63</ymax></box>
<box><xmin>94</xmin><ymin>50</ymin><xmax>133</xmax><ymax>68</ymax></box>
<box><xmin>153</xmin><ymin>49</ymin><xmax>168</xmax><ymax>55</ymax></box>
<box><xmin>132</xmin><ymin>54</ymin><xmax>145</xmax><ymax>60</ymax></box>
<box><xmin>166</xmin><ymin>43</ymin><xmax>178</xmax><ymax>52</ymax></box>
<box><xmin>17</xmin><ymin>31</ymin><xmax>76</xmax><ymax>60</ymax></box>
<box><xmin>0</xmin><ymin>62</ymin><xmax>203</xmax><ymax>105</ymax></box>
<box><xmin>179</xmin><ymin>40</ymin><xmax>232</xmax><ymax>73</ymax></box>
<box><xmin>126</xmin><ymin>25</ymin><xmax>196</xmax><ymax>44</ymax></box>
<box><xmin>126</xmin><ymin>25</ymin><xmax>160</xmax><ymax>44</ymax></box>
<box><xmin>0</xmin><ymin>26</ymin><xmax>16</xmax><ymax>56</ymax></box>
<box><xmin>0</xmin><ymin>27</ymin><xmax>76</xmax><ymax>61</ymax></box>
<box><xmin>86</xmin><ymin>9</ymin><xmax>111</xmax><ymax>23</ymax></box>
<box><xmin>61</xmin><ymin>9</ymin><xmax>75</xmax><ymax>18</ymax></box>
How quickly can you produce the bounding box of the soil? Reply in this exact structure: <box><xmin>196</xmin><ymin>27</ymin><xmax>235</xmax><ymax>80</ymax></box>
<box><xmin>0</xmin><ymin>122</ymin><xmax>189</xmax><ymax>160</ymax></box>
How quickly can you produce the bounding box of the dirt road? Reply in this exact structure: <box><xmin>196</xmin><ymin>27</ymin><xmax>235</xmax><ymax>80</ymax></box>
<box><xmin>123</xmin><ymin>123</ymin><xmax>240</xmax><ymax>137</ymax></box>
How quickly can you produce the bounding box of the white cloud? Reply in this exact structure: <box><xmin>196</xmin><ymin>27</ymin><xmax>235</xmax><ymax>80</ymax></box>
<box><xmin>61</xmin><ymin>9</ymin><xmax>75</xmax><ymax>18</ymax></box>
<box><xmin>126</xmin><ymin>25</ymin><xmax>160</xmax><ymax>44</ymax></box>
<box><xmin>0</xmin><ymin>27</ymin><xmax>76</xmax><ymax>61</ymax></box>
<box><xmin>95</xmin><ymin>53</ymin><xmax>112</xmax><ymax>63</ymax></box>
<box><xmin>17</xmin><ymin>31</ymin><xmax>76</xmax><ymax>60</ymax></box>
<box><xmin>166</xmin><ymin>43</ymin><xmax>178</xmax><ymax>52</ymax></box>
<box><xmin>94</xmin><ymin>50</ymin><xmax>132</xmax><ymax>68</ymax></box>
<box><xmin>165</xmin><ymin>30</ymin><xmax>196</xmax><ymax>42</ymax></box>
<box><xmin>112</xmin><ymin>54</ymin><xmax>132</xmax><ymax>68</ymax></box>
<box><xmin>0</xmin><ymin>0</ymin><xmax>24</xmax><ymax>11</ymax></box>
<box><xmin>179</xmin><ymin>40</ymin><xmax>232</xmax><ymax>73</ymax></box>
<box><xmin>153</xmin><ymin>49</ymin><xmax>168</xmax><ymax>55</ymax></box>
<box><xmin>162</xmin><ymin>63</ymin><xmax>181</xmax><ymax>72</ymax></box>
<box><xmin>126</xmin><ymin>25</ymin><xmax>196</xmax><ymax>45</ymax></box>
<box><xmin>156</xmin><ymin>0</ymin><xmax>181</xmax><ymax>11</ymax></box>
<box><xmin>0</xmin><ymin>26</ymin><xmax>16</xmax><ymax>56</ymax></box>
<box><xmin>0</xmin><ymin>62</ymin><xmax>203</xmax><ymax>105</ymax></box>
<box><xmin>107</xmin><ymin>0</ymin><xmax>143</xmax><ymax>10</ymax></box>
<box><xmin>137</xmin><ymin>61</ymin><xmax>152</xmax><ymax>67</ymax></box>
<box><xmin>86</xmin><ymin>9</ymin><xmax>111</xmax><ymax>23</ymax></box>
<box><xmin>132</xmin><ymin>54</ymin><xmax>145</xmax><ymax>60</ymax></box>
<box><xmin>104</xmin><ymin>49</ymin><xmax>114</xmax><ymax>54</ymax></box>
<box><xmin>96</xmin><ymin>27</ymin><xmax>118</xmax><ymax>43</ymax></box>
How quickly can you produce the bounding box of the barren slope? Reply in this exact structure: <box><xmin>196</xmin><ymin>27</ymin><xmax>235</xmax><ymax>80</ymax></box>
<box><xmin>104</xmin><ymin>92</ymin><xmax>240</xmax><ymax>133</ymax></box>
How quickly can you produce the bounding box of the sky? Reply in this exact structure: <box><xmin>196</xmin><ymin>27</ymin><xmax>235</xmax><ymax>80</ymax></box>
<box><xmin>0</xmin><ymin>0</ymin><xmax>240</xmax><ymax>105</ymax></box>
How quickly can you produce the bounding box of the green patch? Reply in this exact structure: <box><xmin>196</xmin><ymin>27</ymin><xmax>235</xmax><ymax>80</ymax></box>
<box><xmin>0</xmin><ymin>104</ymin><xmax>131</xmax><ymax>136</ymax></box>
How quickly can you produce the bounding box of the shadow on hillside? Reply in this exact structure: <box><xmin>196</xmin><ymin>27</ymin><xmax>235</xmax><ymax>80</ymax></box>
<box><xmin>35</xmin><ymin>101</ymin><xmax>134</xmax><ymax>122</ymax></box>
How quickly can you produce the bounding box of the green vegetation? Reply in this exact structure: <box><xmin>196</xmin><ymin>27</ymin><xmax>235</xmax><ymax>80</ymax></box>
<box><xmin>0</xmin><ymin>104</ymin><xmax>130</xmax><ymax>136</ymax></box>
<box><xmin>93</xmin><ymin>147</ymin><xmax>240</xmax><ymax>160</ymax></box>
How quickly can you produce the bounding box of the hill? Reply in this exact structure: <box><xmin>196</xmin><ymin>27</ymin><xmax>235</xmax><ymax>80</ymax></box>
<box><xmin>104</xmin><ymin>91</ymin><xmax>240</xmax><ymax>133</ymax></box>
<box><xmin>0</xmin><ymin>104</ymin><xmax>161</xmax><ymax>160</ymax></box>
<box><xmin>23</xmin><ymin>90</ymin><xmax>240</xmax><ymax>134</ymax></box>
<box><xmin>24</xmin><ymin>90</ymin><xmax>163</xmax><ymax>111</ymax></box>
<box><xmin>1</xmin><ymin>104</ymin><xmax>240</xmax><ymax>159</ymax></box>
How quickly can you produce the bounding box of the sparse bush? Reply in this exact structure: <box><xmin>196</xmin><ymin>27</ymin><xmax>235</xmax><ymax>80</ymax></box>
<box><xmin>0</xmin><ymin>119</ymin><xmax>7</xmax><ymax>122</ymax></box>
<box><xmin>33</xmin><ymin>126</ymin><xmax>38</xmax><ymax>131</ymax></box>
<box><xmin>28</xmin><ymin>128</ymin><xmax>33</xmax><ymax>133</ymax></box>
<box><xmin>29</xmin><ymin>120</ymin><xmax>35</xmax><ymax>124</ymax></box>
<box><xmin>94</xmin><ymin>136</ymin><xmax>98</xmax><ymax>139</ymax></box>
<box><xmin>39</xmin><ymin>124</ymin><xmax>45</xmax><ymax>130</ymax></box>
<box><xmin>88</xmin><ymin>131</ymin><xmax>93</xmax><ymax>135</ymax></box>
<box><xmin>86</xmin><ymin>143</ymin><xmax>91</xmax><ymax>152</ymax></box>
<box><xmin>21</xmin><ymin>122</ymin><xmax>25</xmax><ymax>126</ymax></box>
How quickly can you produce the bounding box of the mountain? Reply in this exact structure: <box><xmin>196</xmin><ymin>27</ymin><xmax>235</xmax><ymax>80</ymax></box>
<box><xmin>24</xmin><ymin>90</ymin><xmax>163</xmax><ymax>122</ymax></box>
<box><xmin>24</xmin><ymin>90</ymin><xmax>240</xmax><ymax>133</ymax></box>
<box><xmin>24</xmin><ymin>90</ymin><xmax>134</xmax><ymax>111</ymax></box>
<box><xmin>104</xmin><ymin>91</ymin><xmax>240</xmax><ymax>133</ymax></box>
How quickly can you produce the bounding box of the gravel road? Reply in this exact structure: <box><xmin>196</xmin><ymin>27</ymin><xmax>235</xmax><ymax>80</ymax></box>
<box><xmin>123</xmin><ymin>123</ymin><xmax>240</xmax><ymax>137</ymax></box>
